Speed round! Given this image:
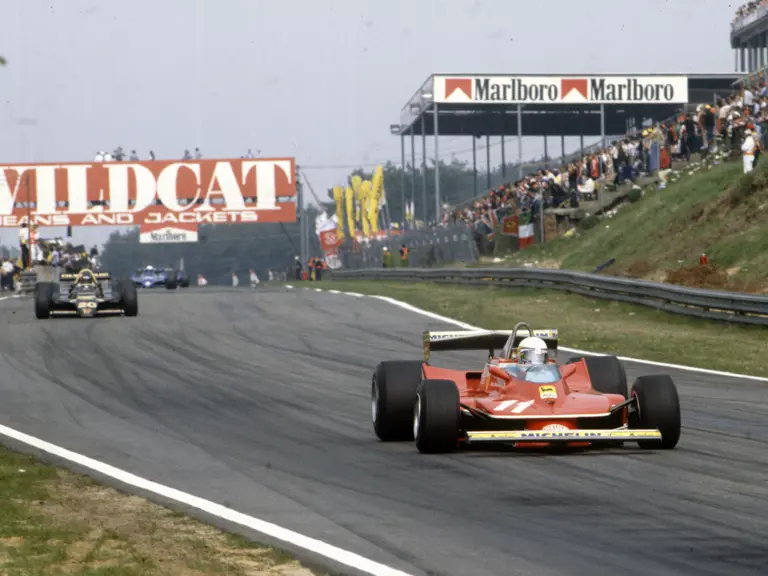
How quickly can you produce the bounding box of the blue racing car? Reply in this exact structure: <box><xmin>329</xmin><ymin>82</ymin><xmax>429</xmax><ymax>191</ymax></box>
<box><xmin>130</xmin><ymin>266</ymin><xmax>191</xmax><ymax>290</ymax></box>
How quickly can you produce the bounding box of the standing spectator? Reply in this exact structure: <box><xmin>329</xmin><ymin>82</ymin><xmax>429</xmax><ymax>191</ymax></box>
<box><xmin>294</xmin><ymin>256</ymin><xmax>302</xmax><ymax>280</ymax></box>
<box><xmin>742</xmin><ymin>128</ymin><xmax>757</xmax><ymax>173</ymax></box>
<box><xmin>103</xmin><ymin>150</ymin><xmax>113</xmax><ymax>162</ymax></box>
<box><xmin>18</xmin><ymin>223</ymin><xmax>29</xmax><ymax>269</ymax></box>
<box><xmin>94</xmin><ymin>151</ymin><xmax>104</xmax><ymax>162</ymax></box>
<box><xmin>129</xmin><ymin>150</ymin><xmax>139</xmax><ymax>161</ymax></box>
<box><xmin>182</xmin><ymin>149</ymin><xmax>192</xmax><ymax>160</ymax></box>
<box><xmin>194</xmin><ymin>147</ymin><xmax>202</xmax><ymax>160</ymax></box>
<box><xmin>1</xmin><ymin>258</ymin><xmax>14</xmax><ymax>291</ymax></box>
<box><xmin>149</xmin><ymin>150</ymin><xmax>156</xmax><ymax>161</ymax></box>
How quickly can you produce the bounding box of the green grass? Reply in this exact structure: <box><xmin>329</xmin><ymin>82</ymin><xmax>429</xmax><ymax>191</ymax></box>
<box><xmin>496</xmin><ymin>158</ymin><xmax>768</xmax><ymax>290</ymax></box>
<box><xmin>322</xmin><ymin>280</ymin><xmax>768</xmax><ymax>377</ymax></box>
<box><xmin>0</xmin><ymin>447</ymin><xmax>313</xmax><ymax>575</ymax></box>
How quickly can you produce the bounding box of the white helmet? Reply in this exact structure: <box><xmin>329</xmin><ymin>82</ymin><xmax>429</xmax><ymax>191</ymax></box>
<box><xmin>517</xmin><ymin>336</ymin><xmax>549</xmax><ymax>365</ymax></box>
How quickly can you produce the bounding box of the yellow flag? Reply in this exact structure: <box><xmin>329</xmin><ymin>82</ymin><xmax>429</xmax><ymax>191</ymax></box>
<box><xmin>345</xmin><ymin>187</ymin><xmax>356</xmax><ymax>237</ymax></box>
<box><xmin>351</xmin><ymin>175</ymin><xmax>363</xmax><ymax>223</ymax></box>
<box><xmin>359</xmin><ymin>180</ymin><xmax>371</xmax><ymax>237</ymax></box>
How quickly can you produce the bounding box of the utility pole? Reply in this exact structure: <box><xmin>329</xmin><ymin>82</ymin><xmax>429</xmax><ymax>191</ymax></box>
<box><xmin>296</xmin><ymin>164</ymin><xmax>307</xmax><ymax>268</ymax></box>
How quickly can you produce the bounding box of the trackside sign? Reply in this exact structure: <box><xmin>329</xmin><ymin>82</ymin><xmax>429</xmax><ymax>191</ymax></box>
<box><xmin>0</xmin><ymin>157</ymin><xmax>296</xmax><ymax>227</ymax></box>
<box><xmin>434</xmin><ymin>75</ymin><xmax>689</xmax><ymax>104</ymax></box>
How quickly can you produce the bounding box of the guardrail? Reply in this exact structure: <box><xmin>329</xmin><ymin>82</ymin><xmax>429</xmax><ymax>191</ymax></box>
<box><xmin>330</xmin><ymin>268</ymin><xmax>768</xmax><ymax>326</ymax></box>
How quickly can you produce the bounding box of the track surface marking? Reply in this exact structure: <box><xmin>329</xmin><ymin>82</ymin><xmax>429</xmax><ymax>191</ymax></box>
<box><xmin>0</xmin><ymin>288</ymin><xmax>766</xmax><ymax>576</ymax></box>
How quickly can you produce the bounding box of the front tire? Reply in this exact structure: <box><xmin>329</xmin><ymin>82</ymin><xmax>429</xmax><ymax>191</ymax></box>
<box><xmin>630</xmin><ymin>375</ymin><xmax>681</xmax><ymax>449</ymax></box>
<box><xmin>371</xmin><ymin>361</ymin><xmax>424</xmax><ymax>441</ymax></box>
<box><xmin>414</xmin><ymin>379</ymin><xmax>460</xmax><ymax>454</ymax></box>
<box><xmin>166</xmin><ymin>272</ymin><xmax>178</xmax><ymax>290</ymax></box>
<box><xmin>35</xmin><ymin>282</ymin><xmax>52</xmax><ymax>319</ymax></box>
<box><xmin>121</xmin><ymin>281</ymin><xmax>139</xmax><ymax>317</ymax></box>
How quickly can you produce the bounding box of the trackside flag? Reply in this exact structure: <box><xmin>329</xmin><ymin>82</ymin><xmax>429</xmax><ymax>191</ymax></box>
<box><xmin>519</xmin><ymin>210</ymin><xmax>535</xmax><ymax>249</ymax></box>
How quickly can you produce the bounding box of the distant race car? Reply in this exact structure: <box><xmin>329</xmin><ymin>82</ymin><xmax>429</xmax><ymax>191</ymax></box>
<box><xmin>130</xmin><ymin>265</ymin><xmax>190</xmax><ymax>289</ymax></box>
<box><xmin>371</xmin><ymin>322</ymin><xmax>681</xmax><ymax>454</ymax></box>
<box><xmin>34</xmin><ymin>269</ymin><xmax>138</xmax><ymax>319</ymax></box>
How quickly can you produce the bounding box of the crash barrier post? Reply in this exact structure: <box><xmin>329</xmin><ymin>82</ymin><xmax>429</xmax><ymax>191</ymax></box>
<box><xmin>329</xmin><ymin>267</ymin><xmax>768</xmax><ymax>326</ymax></box>
<box><xmin>338</xmin><ymin>225</ymin><xmax>478</xmax><ymax>270</ymax></box>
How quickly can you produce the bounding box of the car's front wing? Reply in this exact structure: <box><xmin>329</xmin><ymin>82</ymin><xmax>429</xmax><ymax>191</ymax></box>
<box><xmin>464</xmin><ymin>429</ymin><xmax>661</xmax><ymax>443</ymax></box>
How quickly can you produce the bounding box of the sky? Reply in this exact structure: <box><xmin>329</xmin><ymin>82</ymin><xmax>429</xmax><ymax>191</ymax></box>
<box><xmin>0</xmin><ymin>0</ymin><xmax>739</xmax><ymax>248</ymax></box>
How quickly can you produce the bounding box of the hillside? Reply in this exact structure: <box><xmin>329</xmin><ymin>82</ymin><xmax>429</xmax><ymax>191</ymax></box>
<box><xmin>503</xmin><ymin>158</ymin><xmax>768</xmax><ymax>293</ymax></box>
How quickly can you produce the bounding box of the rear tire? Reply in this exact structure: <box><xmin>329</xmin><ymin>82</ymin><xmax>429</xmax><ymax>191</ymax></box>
<box><xmin>35</xmin><ymin>282</ymin><xmax>52</xmax><ymax>319</ymax></box>
<box><xmin>630</xmin><ymin>375</ymin><xmax>680</xmax><ymax>449</ymax></box>
<box><xmin>371</xmin><ymin>361</ymin><xmax>424</xmax><ymax>441</ymax></box>
<box><xmin>414</xmin><ymin>379</ymin><xmax>460</xmax><ymax>454</ymax></box>
<box><xmin>121</xmin><ymin>281</ymin><xmax>139</xmax><ymax>317</ymax></box>
<box><xmin>569</xmin><ymin>355</ymin><xmax>628</xmax><ymax>398</ymax></box>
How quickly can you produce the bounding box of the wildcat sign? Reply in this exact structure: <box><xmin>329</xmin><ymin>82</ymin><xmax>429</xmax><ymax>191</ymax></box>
<box><xmin>0</xmin><ymin>157</ymin><xmax>297</xmax><ymax>227</ymax></box>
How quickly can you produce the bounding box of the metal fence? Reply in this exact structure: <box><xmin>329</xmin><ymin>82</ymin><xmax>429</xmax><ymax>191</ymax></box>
<box><xmin>329</xmin><ymin>267</ymin><xmax>768</xmax><ymax>326</ymax></box>
<box><xmin>338</xmin><ymin>225</ymin><xmax>479</xmax><ymax>269</ymax></box>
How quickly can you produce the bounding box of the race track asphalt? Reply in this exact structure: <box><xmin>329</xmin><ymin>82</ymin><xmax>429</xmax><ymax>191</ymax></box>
<box><xmin>0</xmin><ymin>287</ymin><xmax>766</xmax><ymax>576</ymax></box>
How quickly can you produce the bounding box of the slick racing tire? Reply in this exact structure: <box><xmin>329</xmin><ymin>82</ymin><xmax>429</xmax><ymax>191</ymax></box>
<box><xmin>180</xmin><ymin>275</ymin><xmax>190</xmax><ymax>288</ymax></box>
<box><xmin>34</xmin><ymin>282</ymin><xmax>53</xmax><ymax>319</ymax></box>
<box><xmin>629</xmin><ymin>375</ymin><xmax>681</xmax><ymax>450</ymax></box>
<box><xmin>414</xmin><ymin>379</ymin><xmax>460</xmax><ymax>454</ymax></box>
<box><xmin>166</xmin><ymin>272</ymin><xmax>178</xmax><ymax>290</ymax></box>
<box><xmin>121</xmin><ymin>280</ymin><xmax>139</xmax><ymax>317</ymax></box>
<box><xmin>371</xmin><ymin>360</ymin><xmax>423</xmax><ymax>441</ymax></box>
<box><xmin>569</xmin><ymin>355</ymin><xmax>628</xmax><ymax>398</ymax></box>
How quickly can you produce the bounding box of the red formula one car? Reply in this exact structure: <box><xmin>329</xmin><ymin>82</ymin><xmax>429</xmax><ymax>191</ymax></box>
<box><xmin>371</xmin><ymin>323</ymin><xmax>681</xmax><ymax>453</ymax></box>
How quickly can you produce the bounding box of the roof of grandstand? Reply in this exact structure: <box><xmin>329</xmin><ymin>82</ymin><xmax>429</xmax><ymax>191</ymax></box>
<box><xmin>397</xmin><ymin>74</ymin><xmax>741</xmax><ymax>137</ymax></box>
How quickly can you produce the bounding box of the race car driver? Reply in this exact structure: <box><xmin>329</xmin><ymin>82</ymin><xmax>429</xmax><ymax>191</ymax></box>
<box><xmin>69</xmin><ymin>269</ymin><xmax>101</xmax><ymax>297</ymax></box>
<box><xmin>517</xmin><ymin>336</ymin><xmax>551</xmax><ymax>365</ymax></box>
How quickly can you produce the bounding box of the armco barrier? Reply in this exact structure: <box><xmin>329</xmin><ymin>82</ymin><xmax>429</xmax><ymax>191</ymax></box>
<box><xmin>330</xmin><ymin>268</ymin><xmax>768</xmax><ymax>326</ymax></box>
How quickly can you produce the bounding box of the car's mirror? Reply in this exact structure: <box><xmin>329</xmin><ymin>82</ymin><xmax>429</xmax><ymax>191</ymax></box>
<box><xmin>488</xmin><ymin>366</ymin><xmax>513</xmax><ymax>382</ymax></box>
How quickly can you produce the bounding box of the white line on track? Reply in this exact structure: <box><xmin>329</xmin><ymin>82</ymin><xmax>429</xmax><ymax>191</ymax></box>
<box><xmin>307</xmin><ymin>287</ymin><xmax>768</xmax><ymax>383</ymax></box>
<box><xmin>0</xmin><ymin>423</ymin><xmax>415</xmax><ymax>576</ymax></box>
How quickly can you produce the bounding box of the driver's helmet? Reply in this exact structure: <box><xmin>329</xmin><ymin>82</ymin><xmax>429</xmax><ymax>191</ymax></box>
<box><xmin>77</xmin><ymin>270</ymin><xmax>96</xmax><ymax>284</ymax></box>
<box><xmin>517</xmin><ymin>336</ymin><xmax>550</xmax><ymax>365</ymax></box>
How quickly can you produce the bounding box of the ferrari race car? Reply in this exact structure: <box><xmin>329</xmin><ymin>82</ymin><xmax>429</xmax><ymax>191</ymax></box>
<box><xmin>371</xmin><ymin>323</ymin><xmax>681</xmax><ymax>454</ymax></box>
<box><xmin>34</xmin><ymin>269</ymin><xmax>138</xmax><ymax>319</ymax></box>
<box><xmin>130</xmin><ymin>265</ymin><xmax>190</xmax><ymax>290</ymax></box>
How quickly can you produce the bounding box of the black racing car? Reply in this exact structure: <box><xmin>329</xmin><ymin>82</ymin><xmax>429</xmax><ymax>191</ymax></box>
<box><xmin>35</xmin><ymin>269</ymin><xmax>138</xmax><ymax>319</ymax></box>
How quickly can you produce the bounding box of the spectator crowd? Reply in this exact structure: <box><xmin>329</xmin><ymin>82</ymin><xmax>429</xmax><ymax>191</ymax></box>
<box><xmin>442</xmin><ymin>75</ymin><xmax>768</xmax><ymax>247</ymax></box>
<box><xmin>733</xmin><ymin>0</ymin><xmax>768</xmax><ymax>25</ymax></box>
<box><xmin>92</xmin><ymin>146</ymin><xmax>261</xmax><ymax>163</ymax></box>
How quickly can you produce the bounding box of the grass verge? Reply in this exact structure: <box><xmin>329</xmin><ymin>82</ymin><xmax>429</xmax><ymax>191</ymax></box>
<box><xmin>0</xmin><ymin>446</ymin><xmax>316</xmax><ymax>575</ymax></box>
<box><xmin>321</xmin><ymin>280</ymin><xmax>768</xmax><ymax>377</ymax></box>
<box><xmin>494</xmin><ymin>158</ymin><xmax>768</xmax><ymax>292</ymax></box>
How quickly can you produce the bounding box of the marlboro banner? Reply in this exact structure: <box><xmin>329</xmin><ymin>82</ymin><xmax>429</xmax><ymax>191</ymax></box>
<box><xmin>0</xmin><ymin>157</ymin><xmax>297</xmax><ymax>227</ymax></box>
<box><xmin>140</xmin><ymin>221</ymin><xmax>198</xmax><ymax>243</ymax></box>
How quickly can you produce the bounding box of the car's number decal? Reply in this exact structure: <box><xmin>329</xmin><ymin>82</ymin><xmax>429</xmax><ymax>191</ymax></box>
<box><xmin>494</xmin><ymin>400</ymin><xmax>534</xmax><ymax>413</ymax></box>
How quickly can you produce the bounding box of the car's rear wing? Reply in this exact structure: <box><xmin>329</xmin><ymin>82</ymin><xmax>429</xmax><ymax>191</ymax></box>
<box><xmin>58</xmin><ymin>271</ymin><xmax>111</xmax><ymax>282</ymax></box>
<box><xmin>422</xmin><ymin>329</ymin><xmax>558</xmax><ymax>362</ymax></box>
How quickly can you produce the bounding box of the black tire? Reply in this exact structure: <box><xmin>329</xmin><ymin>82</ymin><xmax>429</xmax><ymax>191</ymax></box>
<box><xmin>166</xmin><ymin>272</ymin><xmax>178</xmax><ymax>290</ymax></box>
<box><xmin>180</xmin><ymin>275</ymin><xmax>190</xmax><ymax>288</ymax></box>
<box><xmin>414</xmin><ymin>379</ymin><xmax>460</xmax><ymax>454</ymax></box>
<box><xmin>629</xmin><ymin>375</ymin><xmax>681</xmax><ymax>449</ymax></box>
<box><xmin>569</xmin><ymin>355</ymin><xmax>628</xmax><ymax>398</ymax></box>
<box><xmin>121</xmin><ymin>280</ymin><xmax>139</xmax><ymax>317</ymax></box>
<box><xmin>371</xmin><ymin>361</ymin><xmax>424</xmax><ymax>441</ymax></box>
<box><xmin>34</xmin><ymin>282</ymin><xmax>52</xmax><ymax>319</ymax></box>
